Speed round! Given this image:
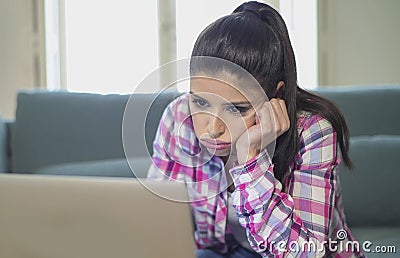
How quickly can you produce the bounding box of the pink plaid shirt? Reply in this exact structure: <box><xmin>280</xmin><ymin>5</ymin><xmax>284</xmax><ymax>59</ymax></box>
<box><xmin>147</xmin><ymin>94</ymin><xmax>365</xmax><ymax>257</ymax></box>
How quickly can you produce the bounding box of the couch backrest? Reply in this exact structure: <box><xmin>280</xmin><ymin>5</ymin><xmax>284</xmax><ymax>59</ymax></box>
<box><xmin>312</xmin><ymin>85</ymin><xmax>400</xmax><ymax>136</ymax></box>
<box><xmin>12</xmin><ymin>90</ymin><xmax>178</xmax><ymax>173</ymax></box>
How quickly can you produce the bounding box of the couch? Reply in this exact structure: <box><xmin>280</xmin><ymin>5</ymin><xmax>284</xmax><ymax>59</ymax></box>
<box><xmin>1</xmin><ymin>85</ymin><xmax>399</xmax><ymax>256</ymax></box>
<box><xmin>0</xmin><ymin>90</ymin><xmax>180</xmax><ymax>178</ymax></box>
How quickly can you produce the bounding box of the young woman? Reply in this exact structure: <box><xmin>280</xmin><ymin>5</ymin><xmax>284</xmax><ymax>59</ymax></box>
<box><xmin>148</xmin><ymin>1</ymin><xmax>365</xmax><ymax>257</ymax></box>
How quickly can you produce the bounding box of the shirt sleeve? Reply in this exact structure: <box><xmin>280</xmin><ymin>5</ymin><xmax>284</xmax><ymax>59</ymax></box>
<box><xmin>229</xmin><ymin>115</ymin><xmax>339</xmax><ymax>257</ymax></box>
<box><xmin>146</xmin><ymin>101</ymin><xmax>185</xmax><ymax>182</ymax></box>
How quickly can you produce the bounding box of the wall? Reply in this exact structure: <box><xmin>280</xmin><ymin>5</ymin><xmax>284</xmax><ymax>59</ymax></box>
<box><xmin>318</xmin><ymin>0</ymin><xmax>400</xmax><ymax>86</ymax></box>
<box><xmin>0</xmin><ymin>0</ymin><xmax>46</xmax><ymax>119</ymax></box>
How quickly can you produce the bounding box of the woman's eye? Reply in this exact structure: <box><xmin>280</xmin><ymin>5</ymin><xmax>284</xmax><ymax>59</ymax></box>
<box><xmin>192</xmin><ymin>98</ymin><xmax>209</xmax><ymax>108</ymax></box>
<box><xmin>226</xmin><ymin>105</ymin><xmax>249</xmax><ymax>115</ymax></box>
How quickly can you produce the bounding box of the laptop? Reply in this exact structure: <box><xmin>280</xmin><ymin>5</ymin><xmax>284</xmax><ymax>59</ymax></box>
<box><xmin>0</xmin><ymin>174</ymin><xmax>196</xmax><ymax>258</ymax></box>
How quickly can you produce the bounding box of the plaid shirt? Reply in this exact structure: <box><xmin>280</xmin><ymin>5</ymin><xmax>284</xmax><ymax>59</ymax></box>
<box><xmin>147</xmin><ymin>94</ymin><xmax>365</xmax><ymax>258</ymax></box>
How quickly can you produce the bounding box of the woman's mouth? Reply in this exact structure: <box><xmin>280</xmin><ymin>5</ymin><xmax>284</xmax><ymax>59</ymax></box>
<box><xmin>200</xmin><ymin>138</ymin><xmax>231</xmax><ymax>150</ymax></box>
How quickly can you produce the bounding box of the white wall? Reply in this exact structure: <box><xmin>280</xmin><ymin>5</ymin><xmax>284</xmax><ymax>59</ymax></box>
<box><xmin>0</xmin><ymin>0</ymin><xmax>46</xmax><ymax>119</ymax></box>
<box><xmin>318</xmin><ymin>0</ymin><xmax>400</xmax><ymax>86</ymax></box>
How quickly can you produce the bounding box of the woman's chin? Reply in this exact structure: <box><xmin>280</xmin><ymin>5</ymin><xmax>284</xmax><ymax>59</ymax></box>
<box><xmin>206</xmin><ymin>147</ymin><xmax>231</xmax><ymax>157</ymax></box>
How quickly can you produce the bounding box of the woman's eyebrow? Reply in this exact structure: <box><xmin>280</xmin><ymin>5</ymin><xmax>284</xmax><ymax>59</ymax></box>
<box><xmin>189</xmin><ymin>91</ymin><xmax>251</xmax><ymax>105</ymax></box>
<box><xmin>223</xmin><ymin>101</ymin><xmax>251</xmax><ymax>106</ymax></box>
<box><xmin>189</xmin><ymin>91</ymin><xmax>205</xmax><ymax>99</ymax></box>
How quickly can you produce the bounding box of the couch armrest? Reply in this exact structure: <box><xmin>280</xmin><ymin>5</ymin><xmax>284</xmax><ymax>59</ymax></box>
<box><xmin>0</xmin><ymin>117</ymin><xmax>12</xmax><ymax>173</ymax></box>
<box><xmin>4</xmin><ymin>120</ymin><xmax>14</xmax><ymax>172</ymax></box>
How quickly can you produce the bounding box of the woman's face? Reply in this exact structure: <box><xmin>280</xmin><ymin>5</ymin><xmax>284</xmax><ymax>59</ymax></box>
<box><xmin>189</xmin><ymin>77</ymin><xmax>257</xmax><ymax>157</ymax></box>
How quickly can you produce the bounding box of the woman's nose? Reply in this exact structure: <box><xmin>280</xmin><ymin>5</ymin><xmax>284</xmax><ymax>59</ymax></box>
<box><xmin>207</xmin><ymin>114</ymin><xmax>225</xmax><ymax>138</ymax></box>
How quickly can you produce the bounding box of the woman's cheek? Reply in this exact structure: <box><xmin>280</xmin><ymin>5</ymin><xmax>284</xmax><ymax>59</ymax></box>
<box><xmin>238</xmin><ymin>113</ymin><xmax>256</xmax><ymax>131</ymax></box>
<box><xmin>228</xmin><ymin>117</ymin><xmax>253</xmax><ymax>142</ymax></box>
<box><xmin>232</xmin><ymin>116</ymin><xmax>256</xmax><ymax>142</ymax></box>
<box><xmin>191</xmin><ymin>114</ymin><xmax>207</xmax><ymax>138</ymax></box>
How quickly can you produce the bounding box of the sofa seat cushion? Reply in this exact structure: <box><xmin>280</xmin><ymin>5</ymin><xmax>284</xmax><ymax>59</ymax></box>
<box><xmin>350</xmin><ymin>227</ymin><xmax>400</xmax><ymax>257</ymax></box>
<box><xmin>34</xmin><ymin>157</ymin><xmax>151</xmax><ymax>178</ymax></box>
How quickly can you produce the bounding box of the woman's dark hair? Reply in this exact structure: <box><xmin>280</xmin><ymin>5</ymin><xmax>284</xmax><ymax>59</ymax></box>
<box><xmin>190</xmin><ymin>1</ymin><xmax>352</xmax><ymax>184</ymax></box>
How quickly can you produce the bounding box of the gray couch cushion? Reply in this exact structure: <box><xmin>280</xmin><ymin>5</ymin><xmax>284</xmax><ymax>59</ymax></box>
<box><xmin>35</xmin><ymin>157</ymin><xmax>151</xmax><ymax>178</ymax></box>
<box><xmin>127</xmin><ymin>91</ymin><xmax>181</xmax><ymax>157</ymax></box>
<box><xmin>12</xmin><ymin>91</ymin><xmax>129</xmax><ymax>173</ymax></box>
<box><xmin>11</xmin><ymin>91</ymin><xmax>177</xmax><ymax>173</ymax></box>
<box><xmin>0</xmin><ymin>114</ymin><xmax>6</xmax><ymax>172</ymax></box>
<box><xmin>314</xmin><ymin>85</ymin><xmax>400</xmax><ymax>136</ymax></box>
<box><xmin>339</xmin><ymin>135</ymin><xmax>400</xmax><ymax>227</ymax></box>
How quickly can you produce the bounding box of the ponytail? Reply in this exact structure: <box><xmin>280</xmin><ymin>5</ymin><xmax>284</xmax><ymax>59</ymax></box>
<box><xmin>191</xmin><ymin>1</ymin><xmax>353</xmax><ymax>185</ymax></box>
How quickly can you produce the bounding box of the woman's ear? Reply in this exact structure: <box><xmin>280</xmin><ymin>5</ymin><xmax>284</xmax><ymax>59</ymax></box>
<box><xmin>275</xmin><ymin>81</ymin><xmax>285</xmax><ymax>98</ymax></box>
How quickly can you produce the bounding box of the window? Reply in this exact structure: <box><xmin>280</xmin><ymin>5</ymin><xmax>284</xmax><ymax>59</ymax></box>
<box><xmin>176</xmin><ymin>0</ymin><xmax>245</xmax><ymax>60</ymax></box>
<box><xmin>279</xmin><ymin>0</ymin><xmax>318</xmax><ymax>89</ymax></box>
<box><xmin>176</xmin><ymin>0</ymin><xmax>317</xmax><ymax>90</ymax></box>
<box><xmin>61</xmin><ymin>0</ymin><xmax>158</xmax><ymax>93</ymax></box>
<box><xmin>45</xmin><ymin>0</ymin><xmax>317</xmax><ymax>93</ymax></box>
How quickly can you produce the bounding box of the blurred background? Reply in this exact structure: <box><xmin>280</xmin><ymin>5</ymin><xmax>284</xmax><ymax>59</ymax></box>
<box><xmin>1</xmin><ymin>0</ymin><xmax>399</xmax><ymax>119</ymax></box>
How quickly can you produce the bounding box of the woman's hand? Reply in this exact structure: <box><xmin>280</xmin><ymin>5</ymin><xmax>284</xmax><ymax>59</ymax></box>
<box><xmin>235</xmin><ymin>98</ymin><xmax>290</xmax><ymax>164</ymax></box>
